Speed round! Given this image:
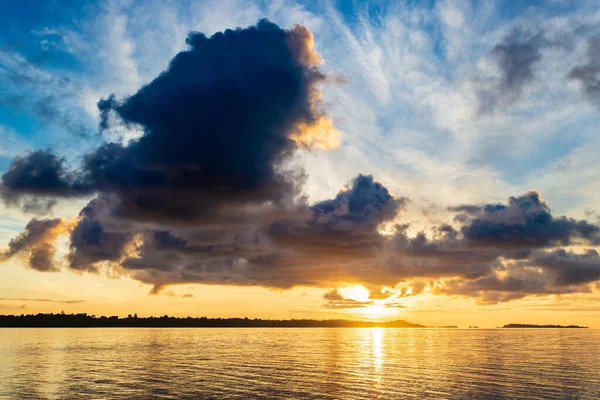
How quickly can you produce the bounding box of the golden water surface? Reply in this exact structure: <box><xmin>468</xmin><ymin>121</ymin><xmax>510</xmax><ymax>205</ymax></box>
<box><xmin>1</xmin><ymin>328</ymin><xmax>599</xmax><ymax>399</ymax></box>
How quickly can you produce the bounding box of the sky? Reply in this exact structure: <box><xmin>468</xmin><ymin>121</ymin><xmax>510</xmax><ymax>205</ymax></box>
<box><xmin>2</xmin><ymin>0</ymin><xmax>600</xmax><ymax>328</ymax></box>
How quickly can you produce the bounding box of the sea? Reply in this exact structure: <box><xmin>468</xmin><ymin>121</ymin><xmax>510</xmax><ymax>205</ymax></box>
<box><xmin>1</xmin><ymin>328</ymin><xmax>598</xmax><ymax>399</ymax></box>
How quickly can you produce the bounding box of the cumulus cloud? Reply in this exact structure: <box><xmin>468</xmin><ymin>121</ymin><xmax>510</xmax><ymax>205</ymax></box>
<box><xmin>458</xmin><ymin>190</ymin><xmax>600</xmax><ymax>248</ymax></box>
<box><xmin>87</xmin><ymin>19</ymin><xmax>338</xmax><ymax>224</ymax></box>
<box><xmin>429</xmin><ymin>192</ymin><xmax>600</xmax><ymax>303</ymax></box>
<box><xmin>4</xmin><ymin>168</ymin><xmax>600</xmax><ymax>303</ymax></box>
<box><xmin>268</xmin><ymin>174</ymin><xmax>404</xmax><ymax>258</ymax></box>
<box><xmin>1</xmin><ymin>19</ymin><xmax>339</xmax><ymax>221</ymax></box>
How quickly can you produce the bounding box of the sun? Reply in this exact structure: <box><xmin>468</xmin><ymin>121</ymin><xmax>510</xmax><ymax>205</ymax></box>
<box><xmin>336</xmin><ymin>284</ymin><xmax>405</xmax><ymax>319</ymax></box>
<box><xmin>338</xmin><ymin>284</ymin><xmax>370</xmax><ymax>302</ymax></box>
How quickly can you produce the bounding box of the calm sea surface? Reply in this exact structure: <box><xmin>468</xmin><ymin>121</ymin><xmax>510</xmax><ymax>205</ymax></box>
<box><xmin>1</xmin><ymin>328</ymin><xmax>599</xmax><ymax>399</ymax></box>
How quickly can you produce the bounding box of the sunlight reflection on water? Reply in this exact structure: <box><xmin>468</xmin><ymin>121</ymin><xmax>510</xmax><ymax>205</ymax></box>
<box><xmin>1</xmin><ymin>328</ymin><xmax>599</xmax><ymax>399</ymax></box>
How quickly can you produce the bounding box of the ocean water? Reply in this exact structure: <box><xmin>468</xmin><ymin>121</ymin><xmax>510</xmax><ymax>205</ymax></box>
<box><xmin>0</xmin><ymin>328</ymin><xmax>599</xmax><ymax>399</ymax></box>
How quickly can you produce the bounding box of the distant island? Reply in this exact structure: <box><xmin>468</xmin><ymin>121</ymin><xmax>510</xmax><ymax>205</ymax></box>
<box><xmin>502</xmin><ymin>323</ymin><xmax>588</xmax><ymax>329</ymax></box>
<box><xmin>0</xmin><ymin>313</ymin><xmax>425</xmax><ymax>328</ymax></box>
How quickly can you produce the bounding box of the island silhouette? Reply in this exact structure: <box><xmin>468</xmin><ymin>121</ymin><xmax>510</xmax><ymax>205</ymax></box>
<box><xmin>502</xmin><ymin>323</ymin><xmax>588</xmax><ymax>328</ymax></box>
<box><xmin>0</xmin><ymin>313</ymin><xmax>425</xmax><ymax>328</ymax></box>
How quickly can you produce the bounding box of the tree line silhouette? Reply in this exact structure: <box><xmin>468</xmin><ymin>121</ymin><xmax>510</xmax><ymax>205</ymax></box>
<box><xmin>0</xmin><ymin>313</ymin><xmax>425</xmax><ymax>328</ymax></box>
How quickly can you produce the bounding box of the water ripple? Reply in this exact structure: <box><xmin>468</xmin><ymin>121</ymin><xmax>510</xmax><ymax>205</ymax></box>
<box><xmin>1</xmin><ymin>328</ymin><xmax>599</xmax><ymax>399</ymax></box>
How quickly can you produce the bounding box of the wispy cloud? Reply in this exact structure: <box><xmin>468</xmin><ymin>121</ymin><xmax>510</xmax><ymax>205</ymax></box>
<box><xmin>0</xmin><ymin>297</ymin><xmax>84</xmax><ymax>304</ymax></box>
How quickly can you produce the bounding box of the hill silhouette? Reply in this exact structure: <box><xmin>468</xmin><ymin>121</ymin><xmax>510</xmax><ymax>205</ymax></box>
<box><xmin>0</xmin><ymin>313</ymin><xmax>425</xmax><ymax>328</ymax></box>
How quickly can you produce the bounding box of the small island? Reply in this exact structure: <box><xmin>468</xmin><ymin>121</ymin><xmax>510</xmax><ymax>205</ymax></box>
<box><xmin>0</xmin><ymin>313</ymin><xmax>425</xmax><ymax>328</ymax></box>
<box><xmin>502</xmin><ymin>323</ymin><xmax>588</xmax><ymax>329</ymax></box>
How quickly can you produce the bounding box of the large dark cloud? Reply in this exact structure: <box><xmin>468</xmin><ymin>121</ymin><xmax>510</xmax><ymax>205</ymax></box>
<box><xmin>84</xmin><ymin>18</ymin><xmax>336</xmax><ymax>224</ymax></box>
<box><xmin>1</xmin><ymin>19</ymin><xmax>337</xmax><ymax>223</ymax></box>
<box><xmin>0</xmin><ymin>19</ymin><xmax>341</xmax><ymax>280</ymax></box>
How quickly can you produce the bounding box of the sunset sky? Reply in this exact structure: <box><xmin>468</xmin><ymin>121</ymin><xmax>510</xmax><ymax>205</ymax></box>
<box><xmin>2</xmin><ymin>0</ymin><xmax>600</xmax><ymax>328</ymax></box>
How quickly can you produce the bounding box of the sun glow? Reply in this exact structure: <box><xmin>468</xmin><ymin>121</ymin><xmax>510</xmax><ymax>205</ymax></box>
<box><xmin>361</xmin><ymin>303</ymin><xmax>399</xmax><ymax>319</ymax></box>
<box><xmin>338</xmin><ymin>284</ymin><xmax>370</xmax><ymax>302</ymax></box>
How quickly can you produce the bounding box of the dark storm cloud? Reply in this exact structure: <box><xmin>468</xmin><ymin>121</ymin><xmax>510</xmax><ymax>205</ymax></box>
<box><xmin>568</xmin><ymin>36</ymin><xmax>600</xmax><ymax>108</ymax></box>
<box><xmin>2</xmin><ymin>19</ymin><xmax>340</xmax><ymax>273</ymax></box>
<box><xmin>384</xmin><ymin>229</ymin><xmax>498</xmax><ymax>281</ymax></box>
<box><xmin>1</xmin><ymin>18</ymin><xmax>336</xmax><ymax>224</ymax></box>
<box><xmin>86</xmin><ymin>18</ymin><xmax>334</xmax><ymax>224</ymax></box>
<box><xmin>0</xmin><ymin>218</ymin><xmax>68</xmax><ymax>272</ymax></box>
